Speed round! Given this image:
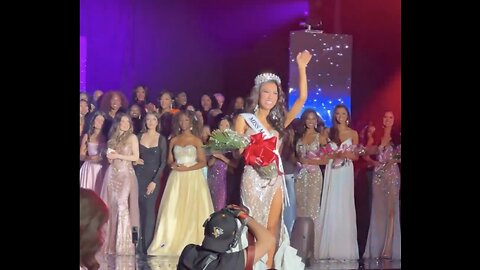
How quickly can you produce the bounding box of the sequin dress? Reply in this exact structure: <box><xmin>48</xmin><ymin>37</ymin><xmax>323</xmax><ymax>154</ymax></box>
<box><xmin>148</xmin><ymin>145</ymin><xmax>214</xmax><ymax>256</ymax></box>
<box><xmin>207</xmin><ymin>157</ymin><xmax>228</xmax><ymax>211</ymax></box>
<box><xmin>100</xmin><ymin>142</ymin><xmax>140</xmax><ymax>256</ymax></box>
<box><xmin>241</xmin><ymin>128</ymin><xmax>305</xmax><ymax>269</ymax></box>
<box><xmin>363</xmin><ymin>144</ymin><xmax>401</xmax><ymax>259</ymax></box>
<box><xmin>295</xmin><ymin>134</ymin><xmax>323</xmax><ymax>259</ymax></box>
<box><xmin>317</xmin><ymin>138</ymin><xmax>359</xmax><ymax>260</ymax></box>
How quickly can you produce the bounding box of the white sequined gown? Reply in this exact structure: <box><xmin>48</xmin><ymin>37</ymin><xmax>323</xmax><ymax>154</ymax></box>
<box><xmin>241</xmin><ymin>128</ymin><xmax>304</xmax><ymax>269</ymax></box>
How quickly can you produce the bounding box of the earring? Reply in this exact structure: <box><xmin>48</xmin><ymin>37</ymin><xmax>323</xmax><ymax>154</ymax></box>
<box><xmin>346</xmin><ymin>120</ymin><xmax>350</xmax><ymax>126</ymax></box>
<box><xmin>271</xmin><ymin>109</ymin><xmax>278</xmax><ymax>120</ymax></box>
<box><xmin>315</xmin><ymin>124</ymin><xmax>318</xmax><ymax>129</ymax></box>
<box><xmin>190</xmin><ymin>126</ymin><xmax>193</xmax><ymax>130</ymax></box>
<box><xmin>254</xmin><ymin>104</ymin><xmax>258</xmax><ymax>113</ymax></box>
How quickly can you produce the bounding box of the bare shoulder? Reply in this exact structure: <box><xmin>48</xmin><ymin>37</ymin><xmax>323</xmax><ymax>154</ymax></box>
<box><xmin>235</xmin><ymin>114</ymin><xmax>247</xmax><ymax>133</ymax></box>
<box><xmin>349</xmin><ymin>128</ymin><xmax>359</xmax><ymax>138</ymax></box>
<box><xmin>348</xmin><ymin>128</ymin><xmax>359</xmax><ymax>143</ymax></box>
<box><xmin>236</xmin><ymin>114</ymin><xmax>246</xmax><ymax>124</ymax></box>
<box><xmin>192</xmin><ymin>136</ymin><xmax>204</xmax><ymax>147</ymax></box>
<box><xmin>128</xmin><ymin>133</ymin><xmax>139</xmax><ymax>143</ymax></box>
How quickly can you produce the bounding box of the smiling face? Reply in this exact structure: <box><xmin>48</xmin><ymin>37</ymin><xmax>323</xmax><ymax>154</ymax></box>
<box><xmin>305</xmin><ymin>111</ymin><xmax>318</xmax><ymax>130</ymax></box>
<box><xmin>383</xmin><ymin>111</ymin><xmax>395</xmax><ymax>128</ymax></box>
<box><xmin>258</xmin><ymin>82</ymin><xmax>278</xmax><ymax>110</ymax></box>
<box><xmin>129</xmin><ymin>105</ymin><xmax>141</xmax><ymax>119</ymax></box>
<box><xmin>160</xmin><ymin>93</ymin><xmax>173</xmax><ymax>110</ymax></box>
<box><xmin>179</xmin><ymin>113</ymin><xmax>191</xmax><ymax>132</ymax></box>
<box><xmin>110</xmin><ymin>94</ymin><xmax>121</xmax><ymax>111</ymax></box>
<box><xmin>135</xmin><ymin>87</ymin><xmax>146</xmax><ymax>101</ymax></box>
<box><xmin>334</xmin><ymin>106</ymin><xmax>349</xmax><ymax>125</ymax></box>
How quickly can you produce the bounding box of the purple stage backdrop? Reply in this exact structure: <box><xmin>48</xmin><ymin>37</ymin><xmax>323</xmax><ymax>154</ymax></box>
<box><xmin>80</xmin><ymin>36</ymin><xmax>87</xmax><ymax>92</ymax></box>
<box><xmin>80</xmin><ymin>0</ymin><xmax>308</xmax><ymax>105</ymax></box>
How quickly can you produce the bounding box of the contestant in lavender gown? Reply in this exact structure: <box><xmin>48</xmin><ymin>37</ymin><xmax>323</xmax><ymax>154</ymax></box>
<box><xmin>80</xmin><ymin>111</ymin><xmax>108</xmax><ymax>194</ymax></box>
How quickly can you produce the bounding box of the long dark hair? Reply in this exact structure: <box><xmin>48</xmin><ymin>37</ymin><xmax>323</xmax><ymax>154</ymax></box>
<box><xmin>140</xmin><ymin>112</ymin><xmax>161</xmax><ymax>133</ymax></box>
<box><xmin>245</xmin><ymin>80</ymin><xmax>287</xmax><ymax>138</ymax></box>
<box><xmin>329</xmin><ymin>104</ymin><xmax>351</xmax><ymax>145</ymax></box>
<box><xmin>87</xmin><ymin>111</ymin><xmax>108</xmax><ymax>139</ymax></box>
<box><xmin>131</xmin><ymin>85</ymin><xmax>149</xmax><ymax>104</ymax></box>
<box><xmin>172</xmin><ymin>110</ymin><xmax>201</xmax><ymax>138</ymax></box>
<box><xmin>377</xmin><ymin>111</ymin><xmax>401</xmax><ymax>147</ymax></box>
<box><xmin>157</xmin><ymin>90</ymin><xmax>175</xmax><ymax>113</ymax></box>
<box><xmin>108</xmin><ymin>113</ymin><xmax>134</xmax><ymax>148</ymax></box>
<box><xmin>199</xmin><ymin>93</ymin><xmax>220</xmax><ymax>112</ymax></box>
<box><xmin>296</xmin><ymin>109</ymin><xmax>325</xmax><ymax>138</ymax></box>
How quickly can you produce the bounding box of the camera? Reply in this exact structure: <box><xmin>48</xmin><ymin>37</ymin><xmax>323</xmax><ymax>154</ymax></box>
<box><xmin>132</xmin><ymin>226</ymin><xmax>139</xmax><ymax>245</ymax></box>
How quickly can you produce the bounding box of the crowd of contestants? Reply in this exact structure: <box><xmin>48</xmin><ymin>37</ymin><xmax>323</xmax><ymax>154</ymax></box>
<box><xmin>80</xmin><ymin>78</ymin><xmax>400</xmax><ymax>269</ymax></box>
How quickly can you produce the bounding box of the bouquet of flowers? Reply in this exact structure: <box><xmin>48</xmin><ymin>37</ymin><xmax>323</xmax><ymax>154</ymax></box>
<box><xmin>331</xmin><ymin>144</ymin><xmax>367</xmax><ymax>169</ymax></box>
<box><xmin>204</xmin><ymin>128</ymin><xmax>250</xmax><ymax>154</ymax></box>
<box><xmin>242</xmin><ymin>132</ymin><xmax>281</xmax><ymax>180</ymax></box>
<box><xmin>295</xmin><ymin>145</ymin><xmax>328</xmax><ymax>180</ymax></box>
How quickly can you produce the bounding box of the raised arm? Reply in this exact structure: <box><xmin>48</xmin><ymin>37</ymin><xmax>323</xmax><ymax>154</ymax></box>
<box><xmin>285</xmin><ymin>50</ymin><xmax>312</xmax><ymax>127</ymax></box>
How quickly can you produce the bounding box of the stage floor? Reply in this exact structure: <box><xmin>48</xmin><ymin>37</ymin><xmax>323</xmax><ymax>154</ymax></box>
<box><xmin>94</xmin><ymin>254</ymin><xmax>401</xmax><ymax>270</ymax></box>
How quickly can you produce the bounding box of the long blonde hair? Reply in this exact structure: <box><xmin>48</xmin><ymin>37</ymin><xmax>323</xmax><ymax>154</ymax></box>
<box><xmin>107</xmin><ymin>113</ymin><xmax>134</xmax><ymax>149</ymax></box>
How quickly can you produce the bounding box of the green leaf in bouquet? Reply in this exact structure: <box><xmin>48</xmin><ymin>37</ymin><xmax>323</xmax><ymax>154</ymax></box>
<box><xmin>205</xmin><ymin>129</ymin><xmax>250</xmax><ymax>151</ymax></box>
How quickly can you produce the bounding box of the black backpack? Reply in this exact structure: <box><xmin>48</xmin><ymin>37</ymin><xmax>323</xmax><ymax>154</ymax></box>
<box><xmin>177</xmin><ymin>244</ymin><xmax>245</xmax><ymax>270</ymax></box>
<box><xmin>177</xmin><ymin>244</ymin><xmax>220</xmax><ymax>270</ymax></box>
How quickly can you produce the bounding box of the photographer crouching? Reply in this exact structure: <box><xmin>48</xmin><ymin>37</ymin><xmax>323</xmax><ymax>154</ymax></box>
<box><xmin>177</xmin><ymin>204</ymin><xmax>275</xmax><ymax>270</ymax></box>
